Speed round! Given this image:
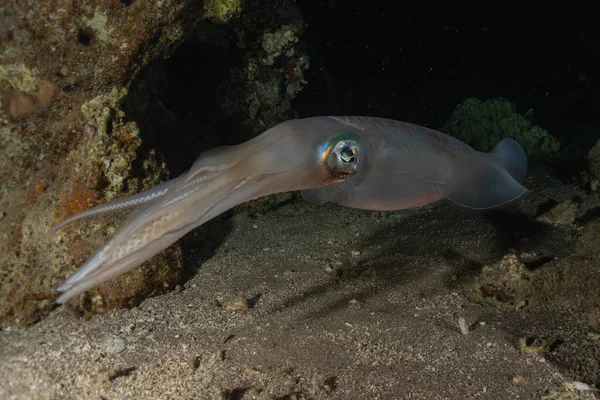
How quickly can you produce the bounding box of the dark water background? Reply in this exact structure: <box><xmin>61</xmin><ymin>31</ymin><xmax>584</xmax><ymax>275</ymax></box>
<box><xmin>295</xmin><ymin>0</ymin><xmax>599</xmax><ymax>147</ymax></box>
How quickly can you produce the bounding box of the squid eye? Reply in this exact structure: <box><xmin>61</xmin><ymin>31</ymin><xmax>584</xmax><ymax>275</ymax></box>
<box><xmin>339</xmin><ymin>146</ymin><xmax>356</xmax><ymax>163</ymax></box>
<box><xmin>321</xmin><ymin>135</ymin><xmax>362</xmax><ymax>178</ymax></box>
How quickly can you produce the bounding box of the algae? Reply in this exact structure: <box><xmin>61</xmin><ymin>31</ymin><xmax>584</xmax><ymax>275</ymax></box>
<box><xmin>203</xmin><ymin>0</ymin><xmax>242</xmax><ymax>23</ymax></box>
<box><xmin>260</xmin><ymin>24</ymin><xmax>300</xmax><ymax>66</ymax></box>
<box><xmin>441</xmin><ymin>97</ymin><xmax>560</xmax><ymax>155</ymax></box>
<box><xmin>85</xmin><ymin>8</ymin><xmax>113</xmax><ymax>43</ymax></box>
<box><xmin>0</xmin><ymin>62</ymin><xmax>40</xmax><ymax>92</ymax></box>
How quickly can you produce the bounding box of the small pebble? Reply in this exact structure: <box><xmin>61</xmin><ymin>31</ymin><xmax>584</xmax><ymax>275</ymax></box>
<box><xmin>564</xmin><ymin>381</ymin><xmax>597</xmax><ymax>391</ymax></box>
<box><xmin>515</xmin><ymin>300</ymin><xmax>528</xmax><ymax>310</ymax></box>
<box><xmin>227</xmin><ymin>297</ymin><xmax>250</xmax><ymax>312</ymax></box>
<box><xmin>244</xmin><ymin>367</ymin><xmax>261</xmax><ymax>375</ymax></box>
<box><xmin>186</xmin><ymin>356</ymin><xmax>200</xmax><ymax>370</ymax></box>
<box><xmin>283</xmin><ymin>270</ymin><xmax>296</xmax><ymax>280</ymax></box>
<box><xmin>458</xmin><ymin>317</ymin><xmax>469</xmax><ymax>335</ymax></box>
<box><xmin>588</xmin><ymin>308</ymin><xmax>600</xmax><ymax>332</ymax></box>
<box><xmin>347</xmin><ymin>299</ymin><xmax>362</xmax><ymax>310</ymax></box>
<box><xmin>103</xmin><ymin>337</ymin><xmax>126</xmax><ymax>354</ymax></box>
<box><xmin>350</xmin><ymin>250</ymin><xmax>360</xmax><ymax>256</ymax></box>
<box><xmin>519</xmin><ymin>251</ymin><xmax>539</xmax><ymax>262</ymax></box>
<box><xmin>588</xmin><ymin>332</ymin><xmax>600</xmax><ymax>341</ymax></box>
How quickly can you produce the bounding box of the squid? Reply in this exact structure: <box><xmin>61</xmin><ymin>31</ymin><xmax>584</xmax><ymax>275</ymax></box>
<box><xmin>52</xmin><ymin>116</ymin><xmax>529</xmax><ymax>304</ymax></box>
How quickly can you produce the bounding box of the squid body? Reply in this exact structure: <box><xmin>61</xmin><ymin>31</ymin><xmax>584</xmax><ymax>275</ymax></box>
<box><xmin>52</xmin><ymin>116</ymin><xmax>529</xmax><ymax>304</ymax></box>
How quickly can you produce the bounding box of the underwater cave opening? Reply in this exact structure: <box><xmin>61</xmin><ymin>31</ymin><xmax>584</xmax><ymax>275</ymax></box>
<box><xmin>123</xmin><ymin>35</ymin><xmax>248</xmax><ymax>179</ymax></box>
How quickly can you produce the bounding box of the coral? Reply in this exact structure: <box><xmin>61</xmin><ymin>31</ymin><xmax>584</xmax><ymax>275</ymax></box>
<box><xmin>239</xmin><ymin>23</ymin><xmax>309</xmax><ymax>129</ymax></box>
<box><xmin>203</xmin><ymin>0</ymin><xmax>242</xmax><ymax>23</ymax></box>
<box><xmin>78</xmin><ymin>87</ymin><xmax>149</xmax><ymax>200</ymax></box>
<box><xmin>470</xmin><ymin>254</ymin><xmax>531</xmax><ymax>307</ymax></box>
<box><xmin>260</xmin><ymin>24</ymin><xmax>300</xmax><ymax>66</ymax></box>
<box><xmin>441</xmin><ymin>97</ymin><xmax>560</xmax><ymax>155</ymax></box>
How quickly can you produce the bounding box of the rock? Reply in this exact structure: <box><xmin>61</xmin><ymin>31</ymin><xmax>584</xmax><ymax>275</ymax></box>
<box><xmin>536</xmin><ymin>200</ymin><xmax>578</xmax><ymax>225</ymax></box>
<box><xmin>226</xmin><ymin>297</ymin><xmax>250</xmax><ymax>312</ymax></box>
<box><xmin>103</xmin><ymin>337</ymin><xmax>126</xmax><ymax>354</ymax></box>
<box><xmin>470</xmin><ymin>254</ymin><xmax>531</xmax><ymax>307</ymax></box>
<box><xmin>588</xmin><ymin>309</ymin><xmax>600</xmax><ymax>333</ymax></box>
<box><xmin>586</xmin><ymin>139</ymin><xmax>600</xmax><ymax>190</ymax></box>
<box><xmin>347</xmin><ymin>299</ymin><xmax>363</xmax><ymax>310</ymax></box>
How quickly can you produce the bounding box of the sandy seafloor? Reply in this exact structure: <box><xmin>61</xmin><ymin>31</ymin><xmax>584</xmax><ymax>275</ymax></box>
<box><xmin>1</xmin><ymin>164</ymin><xmax>599</xmax><ymax>400</ymax></box>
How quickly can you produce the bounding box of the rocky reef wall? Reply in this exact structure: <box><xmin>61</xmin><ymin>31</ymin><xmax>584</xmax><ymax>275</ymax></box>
<box><xmin>0</xmin><ymin>0</ymin><xmax>310</xmax><ymax>326</ymax></box>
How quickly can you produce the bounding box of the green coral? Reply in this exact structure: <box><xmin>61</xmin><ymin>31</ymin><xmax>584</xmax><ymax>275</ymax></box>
<box><xmin>203</xmin><ymin>0</ymin><xmax>242</xmax><ymax>23</ymax></box>
<box><xmin>80</xmin><ymin>87</ymin><xmax>127</xmax><ymax>135</ymax></box>
<box><xmin>260</xmin><ymin>24</ymin><xmax>299</xmax><ymax>66</ymax></box>
<box><xmin>440</xmin><ymin>97</ymin><xmax>560</xmax><ymax>155</ymax></box>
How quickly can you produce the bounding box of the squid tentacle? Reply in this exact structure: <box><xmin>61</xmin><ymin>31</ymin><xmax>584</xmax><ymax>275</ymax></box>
<box><xmin>48</xmin><ymin>177</ymin><xmax>181</xmax><ymax>234</ymax></box>
<box><xmin>54</xmin><ymin>118</ymin><xmax>349</xmax><ymax>303</ymax></box>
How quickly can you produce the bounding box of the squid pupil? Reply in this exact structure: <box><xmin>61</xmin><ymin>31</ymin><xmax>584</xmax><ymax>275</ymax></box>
<box><xmin>339</xmin><ymin>146</ymin><xmax>355</xmax><ymax>163</ymax></box>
